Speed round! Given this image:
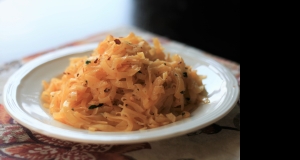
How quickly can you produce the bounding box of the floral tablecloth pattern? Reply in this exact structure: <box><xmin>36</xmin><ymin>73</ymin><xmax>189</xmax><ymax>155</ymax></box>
<box><xmin>0</xmin><ymin>26</ymin><xmax>240</xmax><ymax>160</ymax></box>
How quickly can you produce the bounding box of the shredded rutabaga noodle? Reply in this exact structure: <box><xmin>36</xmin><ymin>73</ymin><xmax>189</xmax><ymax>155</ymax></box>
<box><xmin>41</xmin><ymin>33</ymin><xmax>209</xmax><ymax>132</ymax></box>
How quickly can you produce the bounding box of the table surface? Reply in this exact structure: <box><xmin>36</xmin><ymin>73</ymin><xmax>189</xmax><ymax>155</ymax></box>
<box><xmin>0</xmin><ymin>1</ymin><xmax>240</xmax><ymax>160</ymax></box>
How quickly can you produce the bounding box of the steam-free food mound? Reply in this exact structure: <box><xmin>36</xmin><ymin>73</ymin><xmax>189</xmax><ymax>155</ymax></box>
<box><xmin>41</xmin><ymin>33</ymin><xmax>208</xmax><ymax>132</ymax></box>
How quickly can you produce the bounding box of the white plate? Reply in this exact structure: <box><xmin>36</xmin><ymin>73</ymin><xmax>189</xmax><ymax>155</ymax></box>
<box><xmin>3</xmin><ymin>42</ymin><xmax>240</xmax><ymax>144</ymax></box>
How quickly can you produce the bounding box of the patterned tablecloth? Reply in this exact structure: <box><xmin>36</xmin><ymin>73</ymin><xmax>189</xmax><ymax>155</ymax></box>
<box><xmin>0</xmin><ymin>26</ymin><xmax>240</xmax><ymax>160</ymax></box>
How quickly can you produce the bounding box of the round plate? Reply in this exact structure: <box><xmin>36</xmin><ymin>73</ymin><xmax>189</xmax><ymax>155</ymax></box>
<box><xmin>3</xmin><ymin>42</ymin><xmax>240</xmax><ymax>144</ymax></box>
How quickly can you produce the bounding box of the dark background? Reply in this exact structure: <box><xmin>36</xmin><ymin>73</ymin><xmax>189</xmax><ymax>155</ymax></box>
<box><xmin>133</xmin><ymin>0</ymin><xmax>240</xmax><ymax>63</ymax></box>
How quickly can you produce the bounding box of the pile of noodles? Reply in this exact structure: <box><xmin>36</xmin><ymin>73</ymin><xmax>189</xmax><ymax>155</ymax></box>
<box><xmin>41</xmin><ymin>33</ymin><xmax>208</xmax><ymax>132</ymax></box>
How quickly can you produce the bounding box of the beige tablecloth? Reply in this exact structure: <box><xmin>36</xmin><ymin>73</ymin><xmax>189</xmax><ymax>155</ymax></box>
<box><xmin>0</xmin><ymin>26</ymin><xmax>240</xmax><ymax>160</ymax></box>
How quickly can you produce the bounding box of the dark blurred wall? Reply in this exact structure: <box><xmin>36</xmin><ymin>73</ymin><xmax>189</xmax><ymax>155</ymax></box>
<box><xmin>133</xmin><ymin>0</ymin><xmax>240</xmax><ymax>63</ymax></box>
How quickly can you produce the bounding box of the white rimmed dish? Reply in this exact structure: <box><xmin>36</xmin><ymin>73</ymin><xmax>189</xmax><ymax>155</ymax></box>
<box><xmin>3</xmin><ymin>42</ymin><xmax>240</xmax><ymax>144</ymax></box>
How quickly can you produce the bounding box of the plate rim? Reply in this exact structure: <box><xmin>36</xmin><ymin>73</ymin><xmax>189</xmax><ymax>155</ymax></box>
<box><xmin>3</xmin><ymin>43</ymin><xmax>240</xmax><ymax>144</ymax></box>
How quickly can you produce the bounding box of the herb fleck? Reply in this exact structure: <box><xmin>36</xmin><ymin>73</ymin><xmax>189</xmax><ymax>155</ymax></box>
<box><xmin>183</xmin><ymin>72</ymin><xmax>188</xmax><ymax>77</ymax></box>
<box><xmin>138</xmin><ymin>71</ymin><xmax>142</xmax><ymax>73</ymax></box>
<box><xmin>89</xmin><ymin>103</ymin><xmax>104</xmax><ymax>109</ymax></box>
<box><xmin>180</xmin><ymin>91</ymin><xmax>185</xmax><ymax>94</ymax></box>
<box><xmin>114</xmin><ymin>39</ymin><xmax>121</xmax><ymax>45</ymax></box>
<box><xmin>86</xmin><ymin>60</ymin><xmax>91</xmax><ymax>64</ymax></box>
<box><xmin>94</xmin><ymin>58</ymin><xmax>98</xmax><ymax>63</ymax></box>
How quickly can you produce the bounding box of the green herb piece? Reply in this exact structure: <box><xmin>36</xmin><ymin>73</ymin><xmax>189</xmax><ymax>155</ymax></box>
<box><xmin>86</xmin><ymin>60</ymin><xmax>91</xmax><ymax>64</ymax></box>
<box><xmin>89</xmin><ymin>103</ymin><xmax>104</xmax><ymax>109</ymax></box>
